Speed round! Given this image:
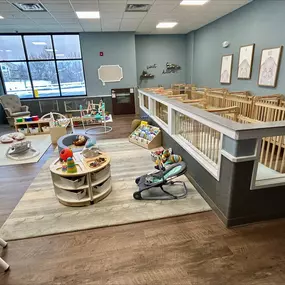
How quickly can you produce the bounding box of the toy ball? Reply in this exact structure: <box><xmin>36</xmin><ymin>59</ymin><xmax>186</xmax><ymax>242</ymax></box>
<box><xmin>60</xmin><ymin>148</ymin><xmax>73</xmax><ymax>161</ymax></box>
<box><xmin>163</xmin><ymin>149</ymin><xmax>171</xmax><ymax>158</ymax></box>
<box><xmin>170</xmin><ymin>154</ymin><xmax>182</xmax><ymax>163</ymax></box>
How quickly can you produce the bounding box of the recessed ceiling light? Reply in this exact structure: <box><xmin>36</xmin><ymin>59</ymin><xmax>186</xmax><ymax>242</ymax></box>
<box><xmin>156</xmin><ymin>22</ymin><xmax>178</xmax><ymax>28</ymax></box>
<box><xmin>0</xmin><ymin>16</ymin><xmax>4</xmax><ymax>19</ymax></box>
<box><xmin>76</xmin><ymin>11</ymin><xmax>100</xmax><ymax>19</ymax></box>
<box><xmin>180</xmin><ymin>0</ymin><xmax>209</xmax><ymax>5</ymax></box>
<box><xmin>32</xmin><ymin>42</ymin><xmax>47</xmax><ymax>45</ymax></box>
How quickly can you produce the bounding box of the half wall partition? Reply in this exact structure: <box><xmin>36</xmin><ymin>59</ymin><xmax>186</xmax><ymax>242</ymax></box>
<box><xmin>139</xmin><ymin>89</ymin><xmax>285</xmax><ymax>227</ymax></box>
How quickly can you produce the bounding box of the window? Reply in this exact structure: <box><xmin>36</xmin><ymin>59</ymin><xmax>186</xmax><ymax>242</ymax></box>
<box><xmin>0</xmin><ymin>34</ymin><xmax>86</xmax><ymax>99</ymax></box>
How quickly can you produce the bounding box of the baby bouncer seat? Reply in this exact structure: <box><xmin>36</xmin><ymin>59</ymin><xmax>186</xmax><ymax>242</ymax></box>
<box><xmin>133</xmin><ymin>161</ymin><xmax>188</xmax><ymax>200</ymax></box>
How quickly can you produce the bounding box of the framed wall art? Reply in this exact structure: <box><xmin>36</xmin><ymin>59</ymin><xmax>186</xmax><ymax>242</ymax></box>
<box><xmin>258</xmin><ymin>46</ymin><xmax>283</xmax><ymax>87</ymax></box>
<box><xmin>220</xmin><ymin>54</ymin><xmax>233</xmax><ymax>84</ymax></box>
<box><xmin>238</xmin><ymin>44</ymin><xmax>255</xmax><ymax>79</ymax></box>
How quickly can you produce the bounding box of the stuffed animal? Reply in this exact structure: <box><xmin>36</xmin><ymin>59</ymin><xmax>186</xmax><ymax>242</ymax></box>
<box><xmin>73</xmin><ymin>135</ymin><xmax>87</xmax><ymax>146</ymax></box>
<box><xmin>60</xmin><ymin>148</ymin><xmax>73</xmax><ymax>162</ymax></box>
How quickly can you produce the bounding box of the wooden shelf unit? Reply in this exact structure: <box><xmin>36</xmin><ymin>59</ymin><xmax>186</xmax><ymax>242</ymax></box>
<box><xmin>14</xmin><ymin>119</ymin><xmax>51</xmax><ymax>136</ymax></box>
<box><xmin>50</xmin><ymin>152</ymin><xmax>112</xmax><ymax>207</ymax></box>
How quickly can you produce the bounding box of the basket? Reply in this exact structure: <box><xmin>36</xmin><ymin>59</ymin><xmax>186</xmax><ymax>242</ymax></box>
<box><xmin>59</xmin><ymin>176</ymin><xmax>86</xmax><ymax>189</ymax></box>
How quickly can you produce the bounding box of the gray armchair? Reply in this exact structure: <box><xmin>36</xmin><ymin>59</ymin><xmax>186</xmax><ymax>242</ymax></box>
<box><xmin>0</xmin><ymin>94</ymin><xmax>30</xmax><ymax>126</ymax></box>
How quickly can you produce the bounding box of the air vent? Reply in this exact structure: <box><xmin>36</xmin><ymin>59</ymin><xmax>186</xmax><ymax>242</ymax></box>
<box><xmin>13</xmin><ymin>3</ymin><xmax>47</xmax><ymax>12</ymax></box>
<box><xmin>125</xmin><ymin>4</ymin><xmax>151</xmax><ymax>12</ymax></box>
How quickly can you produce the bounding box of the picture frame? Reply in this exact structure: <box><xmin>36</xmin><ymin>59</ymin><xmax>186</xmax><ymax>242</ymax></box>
<box><xmin>238</xmin><ymin>44</ymin><xmax>255</xmax><ymax>80</ymax></box>
<box><xmin>220</xmin><ymin>54</ymin><xmax>233</xmax><ymax>84</ymax></box>
<box><xmin>258</xmin><ymin>46</ymin><xmax>283</xmax><ymax>88</ymax></box>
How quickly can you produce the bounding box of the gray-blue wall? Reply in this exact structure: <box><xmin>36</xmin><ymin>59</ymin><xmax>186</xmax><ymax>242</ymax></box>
<box><xmin>135</xmin><ymin>35</ymin><xmax>186</xmax><ymax>88</ymax></box>
<box><xmin>187</xmin><ymin>0</ymin><xmax>285</xmax><ymax>95</ymax></box>
<box><xmin>80</xmin><ymin>32</ymin><xmax>137</xmax><ymax>96</ymax></box>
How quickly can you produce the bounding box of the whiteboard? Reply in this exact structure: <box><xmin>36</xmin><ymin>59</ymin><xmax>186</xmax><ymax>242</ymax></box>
<box><xmin>98</xmin><ymin>65</ymin><xmax>123</xmax><ymax>85</ymax></box>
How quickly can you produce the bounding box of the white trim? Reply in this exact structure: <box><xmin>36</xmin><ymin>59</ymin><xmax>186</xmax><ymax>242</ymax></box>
<box><xmin>250</xmin><ymin>139</ymin><xmax>285</xmax><ymax>190</ymax></box>
<box><xmin>221</xmin><ymin>150</ymin><xmax>257</xmax><ymax>163</ymax></box>
<box><xmin>254</xmin><ymin>177</ymin><xmax>285</xmax><ymax>189</ymax></box>
<box><xmin>173</xmin><ymin>135</ymin><xmax>219</xmax><ymax>180</ymax></box>
<box><xmin>150</xmin><ymin>115</ymin><xmax>168</xmax><ymax>133</ymax></box>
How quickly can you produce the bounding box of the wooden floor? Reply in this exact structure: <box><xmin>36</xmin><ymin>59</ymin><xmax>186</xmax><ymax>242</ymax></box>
<box><xmin>2</xmin><ymin>213</ymin><xmax>285</xmax><ymax>284</ymax></box>
<box><xmin>2</xmin><ymin>114</ymin><xmax>285</xmax><ymax>284</ymax></box>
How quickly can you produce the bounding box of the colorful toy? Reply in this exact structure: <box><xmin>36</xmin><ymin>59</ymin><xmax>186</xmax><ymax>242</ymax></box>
<box><xmin>89</xmin><ymin>157</ymin><xmax>106</xmax><ymax>168</ymax></box>
<box><xmin>168</xmin><ymin>154</ymin><xmax>182</xmax><ymax>164</ymax></box>
<box><xmin>85</xmin><ymin>138</ymin><xmax>96</xmax><ymax>149</ymax></box>
<box><xmin>163</xmin><ymin>149</ymin><xmax>171</xmax><ymax>158</ymax></box>
<box><xmin>73</xmin><ymin>135</ymin><xmax>87</xmax><ymax>146</ymax></box>
<box><xmin>62</xmin><ymin>162</ymin><xmax>67</xmax><ymax>172</ymax></box>
<box><xmin>60</xmin><ymin>148</ymin><xmax>73</xmax><ymax>162</ymax></box>
<box><xmin>67</xmin><ymin>157</ymin><xmax>77</xmax><ymax>173</ymax></box>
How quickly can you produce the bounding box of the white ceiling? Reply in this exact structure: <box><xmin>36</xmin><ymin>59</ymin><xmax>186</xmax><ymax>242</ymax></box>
<box><xmin>0</xmin><ymin>0</ymin><xmax>252</xmax><ymax>34</ymax></box>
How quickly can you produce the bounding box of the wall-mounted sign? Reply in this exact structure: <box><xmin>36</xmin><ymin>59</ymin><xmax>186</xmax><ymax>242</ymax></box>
<box><xmin>98</xmin><ymin>65</ymin><xmax>123</xmax><ymax>86</ymax></box>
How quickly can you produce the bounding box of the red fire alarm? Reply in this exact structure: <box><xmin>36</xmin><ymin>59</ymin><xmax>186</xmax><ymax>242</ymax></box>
<box><xmin>100</xmin><ymin>51</ymin><xmax>104</xmax><ymax>56</ymax></box>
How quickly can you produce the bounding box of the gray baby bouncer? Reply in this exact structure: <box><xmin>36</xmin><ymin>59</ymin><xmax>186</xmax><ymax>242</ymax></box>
<box><xmin>133</xmin><ymin>161</ymin><xmax>188</xmax><ymax>200</ymax></box>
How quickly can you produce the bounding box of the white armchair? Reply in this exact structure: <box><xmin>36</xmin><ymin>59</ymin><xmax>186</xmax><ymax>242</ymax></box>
<box><xmin>0</xmin><ymin>94</ymin><xmax>30</xmax><ymax>126</ymax></box>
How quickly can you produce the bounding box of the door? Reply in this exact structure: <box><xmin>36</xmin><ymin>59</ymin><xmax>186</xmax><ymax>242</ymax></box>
<box><xmin>112</xmin><ymin>88</ymin><xmax>135</xmax><ymax>115</ymax></box>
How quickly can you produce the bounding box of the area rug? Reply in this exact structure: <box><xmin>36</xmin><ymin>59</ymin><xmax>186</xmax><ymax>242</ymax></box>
<box><xmin>0</xmin><ymin>138</ymin><xmax>211</xmax><ymax>241</ymax></box>
<box><xmin>0</xmin><ymin>134</ymin><xmax>51</xmax><ymax>166</ymax></box>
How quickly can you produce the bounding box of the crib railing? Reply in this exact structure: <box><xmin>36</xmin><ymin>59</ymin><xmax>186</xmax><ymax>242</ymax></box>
<box><xmin>175</xmin><ymin>112</ymin><xmax>221</xmax><ymax>165</ymax></box>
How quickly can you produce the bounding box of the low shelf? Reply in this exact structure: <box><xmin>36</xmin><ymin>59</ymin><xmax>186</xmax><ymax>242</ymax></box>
<box><xmin>50</xmin><ymin>152</ymin><xmax>112</xmax><ymax>207</ymax></box>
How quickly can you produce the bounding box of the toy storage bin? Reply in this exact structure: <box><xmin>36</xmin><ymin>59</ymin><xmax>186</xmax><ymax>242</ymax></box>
<box><xmin>41</xmin><ymin>126</ymin><xmax>50</xmax><ymax>133</ymax></box>
<box><xmin>92</xmin><ymin>177</ymin><xmax>112</xmax><ymax>194</ymax></box>
<box><xmin>91</xmin><ymin>165</ymin><xmax>111</xmax><ymax>181</ymax></box>
<box><xmin>29</xmin><ymin>127</ymin><xmax>39</xmax><ymax>134</ymax></box>
<box><xmin>59</xmin><ymin>175</ymin><xmax>86</xmax><ymax>189</ymax></box>
<box><xmin>18</xmin><ymin>128</ymin><xmax>28</xmax><ymax>134</ymax></box>
<box><xmin>58</xmin><ymin>188</ymin><xmax>87</xmax><ymax>200</ymax></box>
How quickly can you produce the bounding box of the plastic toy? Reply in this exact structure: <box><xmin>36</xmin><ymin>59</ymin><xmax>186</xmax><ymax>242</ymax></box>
<box><xmin>67</xmin><ymin>157</ymin><xmax>77</xmax><ymax>173</ymax></box>
<box><xmin>73</xmin><ymin>135</ymin><xmax>87</xmax><ymax>146</ymax></box>
<box><xmin>6</xmin><ymin>141</ymin><xmax>39</xmax><ymax>160</ymax></box>
<box><xmin>62</xmin><ymin>162</ymin><xmax>67</xmax><ymax>172</ymax></box>
<box><xmin>60</xmin><ymin>148</ymin><xmax>73</xmax><ymax>162</ymax></box>
<box><xmin>85</xmin><ymin>138</ymin><xmax>96</xmax><ymax>149</ymax></box>
<box><xmin>82</xmin><ymin>138</ymin><xmax>100</xmax><ymax>159</ymax></box>
<box><xmin>89</xmin><ymin>157</ymin><xmax>106</xmax><ymax>168</ymax></box>
<box><xmin>168</xmin><ymin>154</ymin><xmax>182</xmax><ymax>164</ymax></box>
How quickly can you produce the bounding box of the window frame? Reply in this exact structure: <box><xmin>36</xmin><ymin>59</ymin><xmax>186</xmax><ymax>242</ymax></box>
<box><xmin>0</xmin><ymin>33</ymin><xmax>87</xmax><ymax>100</ymax></box>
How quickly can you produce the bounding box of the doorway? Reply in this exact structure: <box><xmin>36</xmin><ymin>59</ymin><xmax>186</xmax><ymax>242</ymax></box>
<box><xmin>111</xmin><ymin>88</ymin><xmax>135</xmax><ymax>115</ymax></box>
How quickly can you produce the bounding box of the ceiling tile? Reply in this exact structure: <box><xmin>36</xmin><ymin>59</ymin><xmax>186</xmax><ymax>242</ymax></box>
<box><xmin>123</xmin><ymin>12</ymin><xmax>147</xmax><ymax>19</ymax></box>
<box><xmin>99</xmin><ymin>3</ymin><xmax>126</xmax><ymax>12</ymax></box>
<box><xmin>43</xmin><ymin>3</ymin><xmax>74</xmax><ymax>12</ymax></box>
<box><xmin>50</xmin><ymin>12</ymin><xmax>77</xmax><ymax>18</ymax></box>
<box><xmin>71</xmin><ymin>3</ymin><xmax>99</xmax><ymax>11</ymax></box>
